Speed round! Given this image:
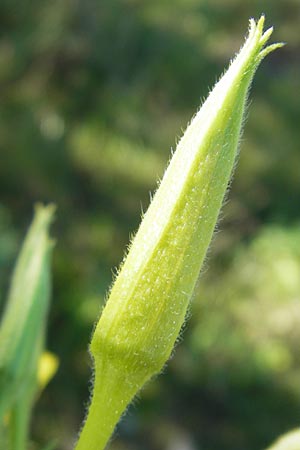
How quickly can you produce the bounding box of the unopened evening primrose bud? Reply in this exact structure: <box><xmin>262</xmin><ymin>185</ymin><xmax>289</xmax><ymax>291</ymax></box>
<box><xmin>0</xmin><ymin>205</ymin><xmax>55</xmax><ymax>414</ymax></box>
<box><xmin>75</xmin><ymin>17</ymin><xmax>282</xmax><ymax>450</ymax></box>
<box><xmin>0</xmin><ymin>204</ymin><xmax>55</xmax><ymax>447</ymax></box>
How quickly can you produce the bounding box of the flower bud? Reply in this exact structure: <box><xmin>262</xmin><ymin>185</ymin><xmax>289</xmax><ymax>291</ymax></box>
<box><xmin>0</xmin><ymin>205</ymin><xmax>55</xmax><ymax>422</ymax></box>
<box><xmin>75</xmin><ymin>16</ymin><xmax>283</xmax><ymax>450</ymax></box>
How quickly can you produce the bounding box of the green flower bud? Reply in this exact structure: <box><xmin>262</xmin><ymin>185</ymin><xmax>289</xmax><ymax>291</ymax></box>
<box><xmin>0</xmin><ymin>205</ymin><xmax>55</xmax><ymax>426</ymax></box>
<box><xmin>75</xmin><ymin>16</ymin><xmax>282</xmax><ymax>450</ymax></box>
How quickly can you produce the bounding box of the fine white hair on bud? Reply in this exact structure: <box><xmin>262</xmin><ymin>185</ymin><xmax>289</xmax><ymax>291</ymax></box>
<box><xmin>75</xmin><ymin>16</ymin><xmax>283</xmax><ymax>450</ymax></box>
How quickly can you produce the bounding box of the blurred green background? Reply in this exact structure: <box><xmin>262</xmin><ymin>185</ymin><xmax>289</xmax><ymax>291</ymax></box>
<box><xmin>0</xmin><ymin>0</ymin><xmax>299</xmax><ymax>449</ymax></box>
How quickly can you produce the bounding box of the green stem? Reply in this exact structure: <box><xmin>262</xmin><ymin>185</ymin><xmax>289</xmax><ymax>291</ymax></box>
<box><xmin>8</xmin><ymin>388</ymin><xmax>34</xmax><ymax>450</ymax></box>
<box><xmin>75</xmin><ymin>362</ymin><xmax>145</xmax><ymax>450</ymax></box>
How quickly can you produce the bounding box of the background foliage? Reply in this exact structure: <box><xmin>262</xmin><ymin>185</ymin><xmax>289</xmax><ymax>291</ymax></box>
<box><xmin>0</xmin><ymin>1</ymin><xmax>299</xmax><ymax>449</ymax></box>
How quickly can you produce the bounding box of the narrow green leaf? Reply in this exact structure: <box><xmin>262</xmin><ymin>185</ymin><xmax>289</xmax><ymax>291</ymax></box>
<box><xmin>75</xmin><ymin>16</ymin><xmax>283</xmax><ymax>450</ymax></box>
<box><xmin>0</xmin><ymin>204</ymin><xmax>55</xmax><ymax>431</ymax></box>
